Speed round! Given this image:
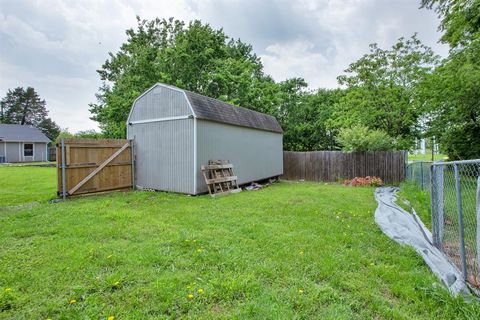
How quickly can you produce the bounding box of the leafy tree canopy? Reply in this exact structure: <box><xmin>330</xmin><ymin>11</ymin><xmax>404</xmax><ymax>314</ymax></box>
<box><xmin>56</xmin><ymin>129</ymin><xmax>103</xmax><ymax>142</ymax></box>
<box><xmin>421</xmin><ymin>0</ymin><xmax>480</xmax><ymax>159</ymax></box>
<box><xmin>333</xmin><ymin>34</ymin><xmax>439</xmax><ymax>149</ymax></box>
<box><xmin>421</xmin><ymin>0</ymin><xmax>480</xmax><ymax>48</ymax></box>
<box><xmin>0</xmin><ymin>87</ymin><xmax>60</xmax><ymax>140</ymax></box>
<box><xmin>90</xmin><ymin>17</ymin><xmax>282</xmax><ymax>138</ymax></box>
<box><xmin>419</xmin><ymin>39</ymin><xmax>480</xmax><ymax>159</ymax></box>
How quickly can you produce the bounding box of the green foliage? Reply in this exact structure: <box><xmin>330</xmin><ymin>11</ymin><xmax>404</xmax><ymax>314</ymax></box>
<box><xmin>90</xmin><ymin>17</ymin><xmax>342</xmax><ymax>152</ymax></box>
<box><xmin>421</xmin><ymin>0</ymin><xmax>480</xmax><ymax>48</ymax></box>
<box><xmin>1</xmin><ymin>166</ymin><xmax>480</xmax><ymax>318</ymax></box>
<box><xmin>337</xmin><ymin>125</ymin><xmax>395</xmax><ymax>151</ymax></box>
<box><xmin>0</xmin><ymin>87</ymin><xmax>60</xmax><ymax>140</ymax></box>
<box><xmin>56</xmin><ymin>129</ymin><xmax>104</xmax><ymax>143</ymax></box>
<box><xmin>74</xmin><ymin>130</ymin><xmax>103</xmax><ymax>139</ymax></box>
<box><xmin>334</xmin><ymin>35</ymin><xmax>439</xmax><ymax>149</ymax></box>
<box><xmin>90</xmin><ymin>17</ymin><xmax>281</xmax><ymax>138</ymax></box>
<box><xmin>420</xmin><ymin>3</ymin><xmax>480</xmax><ymax>160</ymax></box>
<box><xmin>281</xmin><ymin>86</ymin><xmax>343</xmax><ymax>151</ymax></box>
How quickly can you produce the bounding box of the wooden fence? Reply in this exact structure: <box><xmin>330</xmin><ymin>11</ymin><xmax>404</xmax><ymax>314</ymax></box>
<box><xmin>282</xmin><ymin>151</ymin><xmax>407</xmax><ymax>184</ymax></box>
<box><xmin>48</xmin><ymin>147</ymin><xmax>56</xmax><ymax>161</ymax></box>
<box><xmin>57</xmin><ymin>139</ymin><xmax>133</xmax><ymax>197</ymax></box>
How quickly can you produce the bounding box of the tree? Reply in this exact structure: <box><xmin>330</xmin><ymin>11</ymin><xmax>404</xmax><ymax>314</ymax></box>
<box><xmin>280</xmin><ymin>83</ymin><xmax>343</xmax><ymax>151</ymax></box>
<box><xmin>56</xmin><ymin>129</ymin><xmax>103</xmax><ymax>142</ymax></box>
<box><xmin>0</xmin><ymin>87</ymin><xmax>60</xmax><ymax>140</ymax></box>
<box><xmin>419</xmin><ymin>40</ymin><xmax>480</xmax><ymax>159</ymax></box>
<box><xmin>421</xmin><ymin>0</ymin><xmax>480</xmax><ymax>48</ymax></box>
<box><xmin>333</xmin><ymin>34</ymin><xmax>439</xmax><ymax>149</ymax></box>
<box><xmin>90</xmin><ymin>17</ymin><xmax>281</xmax><ymax>137</ymax></box>
<box><xmin>420</xmin><ymin>0</ymin><xmax>480</xmax><ymax>159</ymax></box>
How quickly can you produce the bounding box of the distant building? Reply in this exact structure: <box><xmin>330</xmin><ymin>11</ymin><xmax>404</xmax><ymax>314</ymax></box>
<box><xmin>0</xmin><ymin>124</ymin><xmax>51</xmax><ymax>163</ymax></box>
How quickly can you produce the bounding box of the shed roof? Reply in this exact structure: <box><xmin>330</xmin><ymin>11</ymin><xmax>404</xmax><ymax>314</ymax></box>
<box><xmin>0</xmin><ymin>124</ymin><xmax>51</xmax><ymax>142</ymax></box>
<box><xmin>184</xmin><ymin>90</ymin><xmax>282</xmax><ymax>133</ymax></box>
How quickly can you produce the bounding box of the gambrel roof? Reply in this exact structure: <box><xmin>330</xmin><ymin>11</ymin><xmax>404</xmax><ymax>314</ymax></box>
<box><xmin>184</xmin><ymin>90</ymin><xmax>283</xmax><ymax>133</ymax></box>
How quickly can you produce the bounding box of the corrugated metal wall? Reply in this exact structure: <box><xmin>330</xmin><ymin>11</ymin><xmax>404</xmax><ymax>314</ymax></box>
<box><xmin>195</xmin><ymin>120</ymin><xmax>283</xmax><ymax>193</ymax></box>
<box><xmin>129</xmin><ymin>85</ymin><xmax>192</xmax><ymax>121</ymax></box>
<box><xmin>127</xmin><ymin>85</ymin><xmax>195</xmax><ymax>194</ymax></box>
<box><xmin>129</xmin><ymin>120</ymin><xmax>195</xmax><ymax>194</ymax></box>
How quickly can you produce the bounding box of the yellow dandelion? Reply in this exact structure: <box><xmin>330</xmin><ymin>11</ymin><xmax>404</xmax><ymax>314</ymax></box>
<box><xmin>197</xmin><ymin>288</ymin><xmax>204</xmax><ymax>294</ymax></box>
<box><xmin>187</xmin><ymin>294</ymin><xmax>194</xmax><ymax>299</ymax></box>
<box><xmin>108</xmin><ymin>316</ymin><xmax>115</xmax><ymax>320</ymax></box>
<box><xmin>69</xmin><ymin>299</ymin><xmax>77</xmax><ymax>304</ymax></box>
<box><xmin>4</xmin><ymin>288</ymin><xmax>12</xmax><ymax>292</ymax></box>
<box><xmin>298</xmin><ymin>289</ymin><xmax>304</xmax><ymax>294</ymax></box>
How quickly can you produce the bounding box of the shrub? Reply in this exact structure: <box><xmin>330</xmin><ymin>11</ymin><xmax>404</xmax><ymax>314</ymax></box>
<box><xmin>336</xmin><ymin>125</ymin><xmax>395</xmax><ymax>151</ymax></box>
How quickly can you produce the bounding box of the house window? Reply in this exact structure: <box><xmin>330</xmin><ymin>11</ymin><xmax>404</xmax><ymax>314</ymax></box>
<box><xmin>24</xmin><ymin>143</ymin><xmax>33</xmax><ymax>157</ymax></box>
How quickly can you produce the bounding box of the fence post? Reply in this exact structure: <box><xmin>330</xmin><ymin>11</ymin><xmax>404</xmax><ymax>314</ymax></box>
<box><xmin>476</xmin><ymin>176</ymin><xmax>480</xmax><ymax>276</ymax></box>
<box><xmin>130</xmin><ymin>139</ymin><xmax>136</xmax><ymax>190</ymax></box>
<box><xmin>420</xmin><ymin>162</ymin><xmax>424</xmax><ymax>189</ymax></box>
<box><xmin>431</xmin><ymin>165</ymin><xmax>439</xmax><ymax>246</ymax></box>
<box><xmin>431</xmin><ymin>164</ymin><xmax>445</xmax><ymax>248</ymax></box>
<box><xmin>454</xmin><ymin>164</ymin><xmax>467</xmax><ymax>280</ymax></box>
<box><xmin>437</xmin><ymin>164</ymin><xmax>444</xmax><ymax>247</ymax></box>
<box><xmin>61</xmin><ymin>138</ymin><xmax>67</xmax><ymax>199</ymax></box>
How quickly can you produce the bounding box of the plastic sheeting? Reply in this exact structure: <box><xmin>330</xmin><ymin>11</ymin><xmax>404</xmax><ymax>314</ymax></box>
<box><xmin>374</xmin><ymin>187</ymin><xmax>469</xmax><ymax>296</ymax></box>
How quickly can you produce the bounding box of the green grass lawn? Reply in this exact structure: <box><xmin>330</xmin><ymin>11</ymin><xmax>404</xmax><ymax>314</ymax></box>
<box><xmin>397</xmin><ymin>181</ymin><xmax>432</xmax><ymax>229</ymax></box>
<box><xmin>1</xmin><ymin>167</ymin><xmax>479</xmax><ymax>319</ymax></box>
<box><xmin>408</xmin><ymin>152</ymin><xmax>448</xmax><ymax>163</ymax></box>
<box><xmin>0</xmin><ymin>166</ymin><xmax>57</xmax><ymax>206</ymax></box>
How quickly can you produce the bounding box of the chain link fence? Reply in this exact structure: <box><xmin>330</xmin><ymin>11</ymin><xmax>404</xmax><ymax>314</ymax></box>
<box><xmin>407</xmin><ymin>160</ymin><xmax>480</xmax><ymax>289</ymax></box>
<box><xmin>406</xmin><ymin>161</ymin><xmax>432</xmax><ymax>190</ymax></box>
<box><xmin>431</xmin><ymin>160</ymin><xmax>480</xmax><ymax>289</ymax></box>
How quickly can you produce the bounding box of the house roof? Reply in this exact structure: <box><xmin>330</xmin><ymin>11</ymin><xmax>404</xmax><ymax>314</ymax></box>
<box><xmin>184</xmin><ymin>90</ymin><xmax>283</xmax><ymax>133</ymax></box>
<box><xmin>0</xmin><ymin>124</ymin><xmax>51</xmax><ymax>142</ymax></box>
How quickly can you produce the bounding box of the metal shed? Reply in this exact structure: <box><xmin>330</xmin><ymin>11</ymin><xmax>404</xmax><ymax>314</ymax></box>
<box><xmin>126</xmin><ymin>83</ymin><xmax>283</xmax><ymax>195</ymax></box>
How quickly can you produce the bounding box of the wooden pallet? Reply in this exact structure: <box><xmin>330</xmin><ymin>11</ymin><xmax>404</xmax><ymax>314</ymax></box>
<box><xmin>201</xmin><ymin>160</ymin><xmax>242</xmax><ymax>197</ymax></box>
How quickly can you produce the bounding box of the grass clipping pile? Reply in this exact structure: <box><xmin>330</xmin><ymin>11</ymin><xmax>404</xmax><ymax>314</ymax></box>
<box><xmin>374</xmin><ymin>187</ymin><xmax>470</xmax><ymax>296</ymax></box>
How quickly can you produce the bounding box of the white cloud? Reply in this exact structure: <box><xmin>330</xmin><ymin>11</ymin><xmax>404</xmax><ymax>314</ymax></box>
<box><xmin>260</xmin><ymin>40</ymin><xmax>333</xmax><ymax>87</ymax></box>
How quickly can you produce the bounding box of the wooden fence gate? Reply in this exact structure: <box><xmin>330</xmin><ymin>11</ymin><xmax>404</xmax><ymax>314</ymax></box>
<box><xmin>57</xmin><ymin>139</ymin><xmax>134</xmax><ymax>197</ymax></box>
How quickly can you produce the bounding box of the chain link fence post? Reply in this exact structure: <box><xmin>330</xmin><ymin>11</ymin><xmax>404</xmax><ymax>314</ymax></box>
<box><xmin>454</xmin><ymin>164</ymin><xmax>468</xmax><ymax>280</ymax></box>
<box><xmin>476</xmin><ymin>176</ymin><xmax>480</xmax><ymax>278</ymax></box>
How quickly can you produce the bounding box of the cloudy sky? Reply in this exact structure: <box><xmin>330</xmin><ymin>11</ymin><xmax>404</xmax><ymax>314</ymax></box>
<box><xmin>0</xmin><ymin>0</ymin><xmax>448</xmax><ymax>132</ymax></box>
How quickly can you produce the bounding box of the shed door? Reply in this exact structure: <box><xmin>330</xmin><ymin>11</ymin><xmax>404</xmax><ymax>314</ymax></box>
<box><xmin>130</xmin><ymin>118</ymin><xmax>195</xmax><ymax>194</ymax></box>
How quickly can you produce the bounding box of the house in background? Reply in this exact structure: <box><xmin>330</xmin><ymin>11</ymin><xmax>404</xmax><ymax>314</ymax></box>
<box><xmin>0</xmin><ymin>124</ymin><xmax>51</xmax><ymax>163</ymax></box>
